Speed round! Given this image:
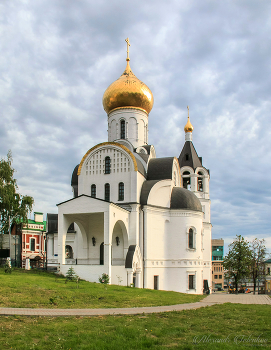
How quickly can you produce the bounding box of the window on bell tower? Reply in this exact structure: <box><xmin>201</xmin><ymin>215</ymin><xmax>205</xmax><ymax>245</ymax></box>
<box><xmin>182</xmin><ymin>171</ymin><xmax>191</xmax><ymax>190</ymax></box>
<box><xmin>198</xmin><ymin>171</ymin><xmax>203</xmax><ymax>192</ymax></box>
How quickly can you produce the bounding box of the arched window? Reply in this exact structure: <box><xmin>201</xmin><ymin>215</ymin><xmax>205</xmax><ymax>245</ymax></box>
<box><xmin>100</xmin><ymin>243</ymin><xmax>104</xmax><ymax>265</ymax></box>
<box><xmin>105</xmin><ymin>156</ymin><xmax>111</xmax><ymax>174</ymax></box>
<box><xmin>30</xmin><ymin>238</ymin><xmax>35</xmax><ymax>251</ymax></box>
<box><xmin>118</xmin><ymin>182</ymin><xmax>124</xmax><ymax>201</ymax></box>
<box><xmin>91</xmin><ymin>184</ymin><xmax>96</xmax><ymax>198</ymax></box>
<box><xmin>188</xmin><ymin>228</ymin><xmax>195</xmax><ymax>249</ymax></box>
<box><xmin>120</xmin><ymin>120</ymin><xmax>126</xmax><ymax>139</ymax></box>
<box><xmin>183</xmin><ymin>171</ymin><xmax>191</xmax><ymax>190</ymax></box>
<box><xmin>104</xmin><ymin>183</ymin><xmax>110</xmax><ymax>201</ymax></box>
<box><xmin>198</xmin><ymin>172</ymin><xmax>203</xmax><ymax>192</ymax></box>
<box><xmin>65</xmin><ymin>245</ymin><xmax>73</xmax><ymax>259</ymax></box>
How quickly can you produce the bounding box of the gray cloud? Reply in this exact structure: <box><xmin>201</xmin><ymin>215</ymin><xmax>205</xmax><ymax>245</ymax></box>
<box><xmin>0</xmin><ymin>0</ymin><xmax>270</xmax><ymax>253</ymax></box>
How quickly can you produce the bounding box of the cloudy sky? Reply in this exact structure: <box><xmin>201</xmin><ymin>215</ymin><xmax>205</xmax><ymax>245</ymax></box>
<box><xmin>1</xmin><ymin>0</ymin><xmax>270</xmax><ymax>254</ymax></box>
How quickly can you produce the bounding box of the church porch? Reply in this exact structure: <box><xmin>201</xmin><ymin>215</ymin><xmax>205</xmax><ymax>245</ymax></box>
<box><xmin>57</xmin><ymin>195</ymin><xmax>135</xmax><ymax>286</ymax></box>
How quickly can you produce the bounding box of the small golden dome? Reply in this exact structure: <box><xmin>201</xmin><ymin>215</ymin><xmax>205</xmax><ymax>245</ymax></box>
<box><xmin>102</xmin><ymin>60</ymin><xmax>154</xmax><ymax>114</ymax></box>
<box><xmin>184</xmin><ymin>116</ymin><xmax>194</xmax><ymax>133</ymax></box>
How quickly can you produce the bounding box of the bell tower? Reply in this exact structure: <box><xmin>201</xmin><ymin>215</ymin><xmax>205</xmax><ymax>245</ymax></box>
<box><xmin>178</xmin><ymin>108</ymin><xmax>211</xmax><ymax>221</ymax></box>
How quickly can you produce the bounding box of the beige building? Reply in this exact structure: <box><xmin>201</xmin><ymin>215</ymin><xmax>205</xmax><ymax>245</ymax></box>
<box><xmin>265</xmin><ymin>259</ymin><xmax>271</xmax><ymax>294</ymax></box>
<box><xmin>212</xmin><ymin>239</ymin><xmax>224</xmax><ymax>290</ymax></box>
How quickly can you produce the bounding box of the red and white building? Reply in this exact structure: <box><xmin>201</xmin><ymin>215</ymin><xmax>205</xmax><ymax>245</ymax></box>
<box><xmin>12</xmin><ymin>212</ymin><xmax>47</xmax><ymax>268</ymax></box>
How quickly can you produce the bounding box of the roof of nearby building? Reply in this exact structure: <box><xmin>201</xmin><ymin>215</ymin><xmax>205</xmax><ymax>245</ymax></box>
<box><xmin>212</xmin><ymin>239</ymin><xmax>224</xmax><ymax>246</ymax></box>
<box><xmin>170</xmin><ymin>187</ymin><xmax>202</xmax><ymax>211</ymax></box>
<box><xmin>265</xmin><ymin>259</ymin><xmax>271</xmax><ymax>263</ymax></box>
<box><xmin>15</xmin><ymin>218</ymin><xmax>46</xmax><ymax>232</ymax></box>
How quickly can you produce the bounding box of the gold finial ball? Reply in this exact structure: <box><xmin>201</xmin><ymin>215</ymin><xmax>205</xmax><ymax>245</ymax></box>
<box><xmin>102</xmin><ymin>61</ymin><xmax>154</xmax><ymax>115</ymax></box>
<box><xmin>184</xmin><ymin>117</ymin><xmax>194</xmax><ymax>133</ymax></box>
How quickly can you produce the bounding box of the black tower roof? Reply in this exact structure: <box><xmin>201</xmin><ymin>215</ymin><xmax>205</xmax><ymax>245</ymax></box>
<box><xmin>178</xmin><ymin>141</ymin><xmax>202</xmax><ymax>170</ymax></box>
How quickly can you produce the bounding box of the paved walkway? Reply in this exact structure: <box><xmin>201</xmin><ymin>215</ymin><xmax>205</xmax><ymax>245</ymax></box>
<box><xmin>0</xmin><ymin>294</ymin><xmax>270</xmax><ymax>317</ymax></box>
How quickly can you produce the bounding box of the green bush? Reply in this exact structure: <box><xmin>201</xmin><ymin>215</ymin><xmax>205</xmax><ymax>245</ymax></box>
<box><xmin>99</xmin><ymin>273</ymin><xmax>110</xmax><ymax>285</ymax></box>
<box><xmin>65</xmin><ymin>267</ymin><xmax>78</xmax><ymax>282</ymax></box>
<box><xmin>4</xmin><ymin>260</ymin><xmax>12</xmax><ymax>274</ymax></box>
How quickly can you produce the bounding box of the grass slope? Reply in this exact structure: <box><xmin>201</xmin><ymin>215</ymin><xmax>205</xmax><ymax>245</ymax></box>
<box><xmin>0</xmin><ymin>269</ymin><xmax>204</xmax><ymax>308</ymax></box>
<box><xmin>0</xmin><ymin>304</ymin><xmax>270</xmax><ymax>349</ymax></box>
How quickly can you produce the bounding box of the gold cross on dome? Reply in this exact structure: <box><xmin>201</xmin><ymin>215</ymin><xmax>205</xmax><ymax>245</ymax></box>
<box><xmin>187</xmin><ymin>105</ymin><xmax>190</xmax><ymax>118</ymax></box>
<box><xmin>125</xmin><ymin>37</ymin><xmax>131</xmax><ymax>61</ymax></box>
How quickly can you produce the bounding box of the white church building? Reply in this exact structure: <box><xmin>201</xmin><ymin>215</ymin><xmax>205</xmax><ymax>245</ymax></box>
<box><xmin>47</xmin><ymin>42</ymin><xmax>212</xmax><ymax>294</ymax></box>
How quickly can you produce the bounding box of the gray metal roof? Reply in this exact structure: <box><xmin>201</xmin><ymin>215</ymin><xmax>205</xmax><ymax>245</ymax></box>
<box><xmin>71</xmin><ymin>164</ymin><xmax>79</xmax><ymax>186</ymax></box>
<box><xmin>178</xmin><ymin>141</ymin><xmax>202</xmax><ymax>170</ymax></box>
<box><xmin>147</xmin><ymin>157</ymin><xmax>174</xmax><ymax>181</ymax></box>
<box><xmin>170</xmin><ymin>187</ymin><xmax>202</xmax><ymax>211</ymax></box>
<box><xmin>46</xmin><ymin>213</ymin><xmax>58</xmax><ymax>233</ymax></box>
<box><xmin>46</xmin><ymin>213</ymin><xmax>75</xmax><ymax>234</ymax></box>
<box><xmin>140</xmin><ymin>180</ymin><xmax>160</xmax><ymax>205</ymax></box>
<box><xmin>135</xmin><ymin>157</ymin><xmax>147</xmax><ymax>177</ymax></box>
<box><xmin>125</xmin><ymin>245</ymin><xmax>136</xmax><ymax>268</ymax></box>
<box><xmin>142</xmin><ymin>145</ymin><xmax>152</xmax><ymax>154</ymax></box>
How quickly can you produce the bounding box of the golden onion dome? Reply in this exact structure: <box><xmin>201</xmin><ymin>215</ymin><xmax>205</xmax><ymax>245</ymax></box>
<box><xmin>184</xmin><ymin>116</ymin><xmax>194</xmax><ymax>133</ymax></box>
<box><xmin>102</xmin><ymin>59</ymin><xmax>154</xmax><ymax>115</ymax></box>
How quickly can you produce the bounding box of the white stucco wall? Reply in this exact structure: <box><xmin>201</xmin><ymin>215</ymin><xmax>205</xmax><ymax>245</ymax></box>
<box><xmin>108</xmin><ymin>108</ymin><xmax>148</xmax><ymax>148</ymax></box>
<box><xmin>142</xmin><ymin>206</ymin><xmax>211</xmax><ymax>294</ymax></box>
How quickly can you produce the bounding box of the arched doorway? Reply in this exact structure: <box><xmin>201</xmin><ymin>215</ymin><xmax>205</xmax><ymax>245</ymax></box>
<box><xmin>111</xmin><ymin>220</ymin><xmax>128</xmax><ymax>266</ymax></box>
<box><xmin>65</xmin><ymin>245</ymin><xmax>73</xmax><ymax>259</ymax></box>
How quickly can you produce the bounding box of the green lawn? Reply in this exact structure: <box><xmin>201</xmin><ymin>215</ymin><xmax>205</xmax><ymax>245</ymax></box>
<box><xmin>0</xmin><ymin>304</ymin><xmax>270</xmax><ymax>349</ymax></box>
<box><xmin>0</xmin><ymin>268</ymin><xmax>204</xmax><ymax>308</ymax></box>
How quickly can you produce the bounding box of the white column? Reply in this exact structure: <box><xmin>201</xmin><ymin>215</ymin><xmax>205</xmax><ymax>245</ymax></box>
<box><xmin>203</xmin><ymin>175</ymin><xmax>209</xmax><ymax>194</ymax></box>
<box><xmin>190</xmin><ymin>173</ymin><xmax>197</xmax><ymax>192</ymax></box>
<box><xmin>143</xmin><ymin>208</ymin><xmax>148</xmax><ymax>289</ymax></box>
<box><xmin>129</xmin><ymin>204</ymin><xmax>140</xmax><ymax>246</ymax></box>
<box><xmin>136</xmin><ymin>268</ymin><xmax>142</xmax><ymax>288</ymax></box>
<box><xmin>127</xmin><ymin>269</ymin><xmax>133</xmax><ymax>286</ymax></box>
<box><xmin>58</xmin><ymin>212</ymin><xmax>69</xmax><ymax>266</ymax></box>
<box><xmin>103</xmin><ymin>210</ymin><xmax>112</xmax><ymax>280</ymax></box>
<box><xmin>25</xmin><ymin>258</ymin><xmax>30</xmax><ymax>270</ymax></box>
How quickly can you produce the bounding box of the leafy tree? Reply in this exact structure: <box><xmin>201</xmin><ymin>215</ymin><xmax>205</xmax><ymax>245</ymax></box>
<box><xmin>250</xmin><ymin>238</ymin><xmax>267</xmax><ymax>294</ymax></box>
<box><xmin>223</xmin><ymin>235</ymin><xmax>252</xmax><ymax>292</ymax></box>
<box><xmin>0</xmin><ymin>151</ymin><xmax>34</xmax><ymax>239</ymax></box>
